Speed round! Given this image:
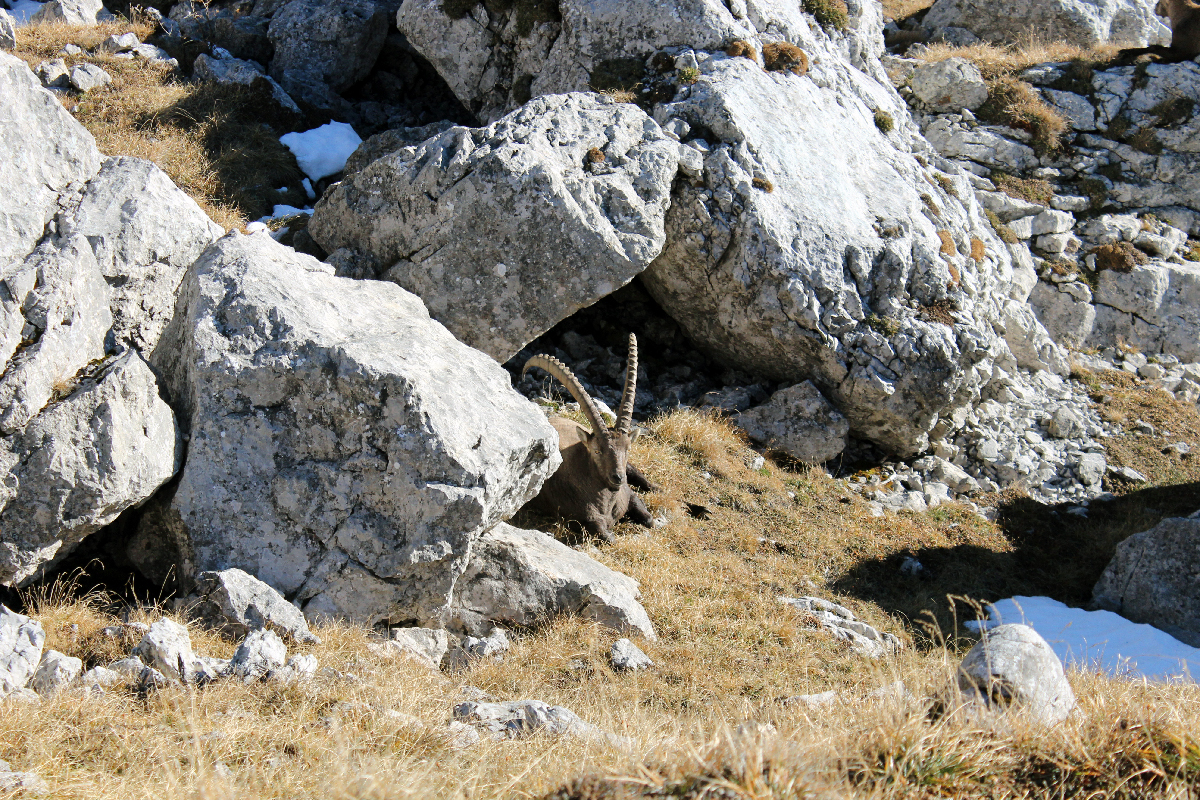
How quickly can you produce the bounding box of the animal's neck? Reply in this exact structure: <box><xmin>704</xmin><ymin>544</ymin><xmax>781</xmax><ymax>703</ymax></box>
<box><xmin>1169</xmin><ymin>0</ymin><xmax>1200</xmax><ymax>25</ymax></box>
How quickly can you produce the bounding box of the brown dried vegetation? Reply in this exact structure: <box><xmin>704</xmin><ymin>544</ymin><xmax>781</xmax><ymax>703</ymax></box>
<box><xmin>725</xmin><ymin>39</ymin><xmax>757</xmax><ymax>61</ymax></box>
<box><xmin>1091</xmin><ymin>241</ymin><xmax>1149</xmax><ymax>272</ymax></box>
<box><xmin>762</xmin><ymin>42</ymin><xmax>809</xmax><ymax>76</ymax></box>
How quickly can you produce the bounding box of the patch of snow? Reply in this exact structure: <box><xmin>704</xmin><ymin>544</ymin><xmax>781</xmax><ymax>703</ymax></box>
<box><xmin>967</xmin><ymin>596</ymin><xmax>1198</xmax><ymax>683</ymax></box>
<box><xmin>301</xmin><ymin>178</ymin><xmax>315</xmax><ymax>200</ymax></box>
<box><xmin>9</xmin><ymin>0</ymin><xmax>46</xmax><ymax>24</ymax></box>
<box><xmin>256</xmin><ymin>205</ymin><xmax>312</xmax><ymax>222</ymax></box>
<box><xmin>244</xmin><ymin>222</ymin><xmax>270</xmax><ymax>233</ymax></box>
<box><xmin>280</xmin><ymin>122</ymin><xmax>361</xmax><ymax>183</ymax></box>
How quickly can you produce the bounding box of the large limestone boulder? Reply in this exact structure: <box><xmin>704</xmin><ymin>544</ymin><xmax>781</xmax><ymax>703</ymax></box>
<box><xmin>1030</xmin><ymin>281</ymin><xmax>1096</xmax><ymax>350</ymax></box>
<box><xmin>268</xmin><ymin>0</ymin><xmax>388</xmax><ymax>95</ymax></box>
<box><xmin>924</xmin><ymin>0</ymin><xmax>1170</xmax><ymax>48</ymax></box>
<box><xmin>397</xmin><ymin>0</ymin><xmax>885</xmax><ymax>122</ymax></box>
<box><xmin>55</xmin><ymin>156</ymin><xmax>224</xmax><ymax>354</ymax></box>
<box><xmin>141</xmin><ymin>232</ymin><xmax>560</xmax><ymax>626</ymax></box>
<box><xmin>451</xmin><ymin>523</ymin><xmax>656</xmax><ymax>639</ymax></box>
<box><xmin>642</xmin><ymin>52</ymin><xmax>1044</xmax><ymax>455</ymax></box>
<box><xmin>909</xmin><ymin>57</ymin><xmax>988</xmax><ymax>112</ymax></box>
<box><xmin>1093</xmin><ymin>516</ymin><xmax>1200</xmax><ymax>647</ymax></box>
<box><xmin>31</xmin><ymin>0</ymin><xmax>105</xmax><ymax>26</ymax></box>
<box><xmin>734</xmin><ymin>381</ymin><xmax>849</xmax><ymax>464</ymax></box>
<box><xmin>1087</xmin><ymin>260</ymin><xmax>1200</xmax><ymax>362</ymax></box>
<box><xmin>958</xmin><ymin>623</ymin><xmax>1076</xmax><ymax>725</ymax></box>
<box><xmin>0</xmin><ymin>350</ymin><xmax>181</xmax><ymax>586</ymax></box>
<box><xmin>309</xmin><ymin>93</ymin><xmax>678</xmax><ymax>362</ymax></box>
<box><xmin>0</xmin><ymin>52</ymin><xmax>102</xmax><ymax>265</ymax></box>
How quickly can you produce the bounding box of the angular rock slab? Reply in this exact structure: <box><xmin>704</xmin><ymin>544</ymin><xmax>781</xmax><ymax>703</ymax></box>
<box><xmin>957</xmin><ymin>623</ymin><xmax>1076</xmax><ymax>725</ymax></box>
<box><xmin>144</xmin><ymin>232</ymin><xmax>560</xmax><ymax>627</ymax></box>
<box><xmin>310</xmin><ymin>93</ymin><xmax>678</xmax><ymax>362</ymax></box>
<box><xmin>924</xmin><ymin>0</ymin><xmax>1169</xmax><ymax>47</ymax></box>
<box><xmin>268</xmin><ymin>0</ymin><xmax>388</xmax><ymax>95</ymax></box>
<box><xmin>1093</xmin><ymin>516</ymin><xmax>1200</xmax><ymax>647</ymax></box>
<box><xmin>643</xmin><ymin>55</ymin><xmax>1032</xmax><ymax>455</ymax></box>
<box><xmin>0</xmin><ymin>607</ymin><xmax>44</xmax><ymax>694</ymax></box>
<box><xmin>1088</xmin><ymin>260</ymin><xmax>1200</xmax><ymax>362</ymax></box>
<box><xmin>0</xmin><ymin>350</ymin><xmax>181</xmax><ymax>586</ymax></box>
<box><xmin>735</xmin><ymin>381</ymin><xmax>849</xmax><ymax>465</ymax></box>
<box><xmin>194</xmin><ymin>568</ymin><xmax>319</xmax><ymax>644</ymax></box>
<box><xmin>0</xmin><ymin>52</ymin><xmax>101</xmax><ymax>265</ymax></box>
<box><xmin>451</xmin><ymin>523</ymin><xmax>656</xmax><ymax>640</ymax></box>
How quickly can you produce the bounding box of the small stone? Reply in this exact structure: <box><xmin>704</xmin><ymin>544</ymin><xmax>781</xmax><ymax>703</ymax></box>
<box><xmin>69</xmin><ymin>63</ymin><xmax>112</xmax><ymax>92</ymax></box>
<box><xmin>957</xmin><ymin>624</ymin><xmax>1075</xmax><ymax>725</ymax></box>
<box><xmin>229</xmin><ymin>629</ymin><xmax>287</xmax><ymax>682</ymax></box>
<box><xmin>29</xmin><ymin>651</ymin><xmax>82</xmax><ymax>696</ymax></box>
<box><xmin>610</xmin><ymin>638</ymin><xmax>653</xmax><ymax>671</ymax></box>
<box><xmin>98</xmin><ymin>32</ymin><xmax>140</xmax><ymax>53</ymax></box>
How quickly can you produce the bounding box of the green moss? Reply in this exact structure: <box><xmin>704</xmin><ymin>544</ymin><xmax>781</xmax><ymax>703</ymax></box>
<box><xmin>985</xmin><ymin>209</ymin><xmax>1018</xmax><ymax>244</ymax></box>
<box><xmin>802</xmin><ymin>0</ymin><xmax>849</xmax><ymax>31</ymax></box>
<box><xmin>678</xmin><ymin>66</ymin><xmax>700</xmax><ymax>85</ymax></box>
<box><xmin>865</xmin><ymin>314</ymin><xmax>900</xmax><ymax>337</ymax></box>
<box><xmin>589</xmin><ymin>58</ymin><xmax>645</xmax><ymax>94</ymax></box>
<box><xmin>874</xmin><ymin>109</ymin><xmax>894</xmax><ymax>133</ymax></box>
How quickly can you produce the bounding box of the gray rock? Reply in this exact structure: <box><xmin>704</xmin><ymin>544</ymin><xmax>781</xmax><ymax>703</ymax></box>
<box><xmin>29</xmin><ymin>650</ymin><xmax>81</xmax><ymax>696</ymax></box>
<box><xmin>32</xmin><ymin>0</ymin><xmax>104</xmax><ymax>26</ymax></box>
<box><xmin>309</xmin><ymin>93</ymin><xmax>678</xmax><ymax>362</ymax></box>
<box><xmin>734</xmin><ymin>381</ymin><xmax>850</xmax><ymax>464</ymax></box>
<box><xmin>453</xmin><ymin>699</ymin><xmax>608</xmax><ymax>742</ymax></box>
<box><xmin>461</xmin><ymin>627</ymin><xmax>509</xmax><ymax>659</ymax></box>
<box><xmin>451</xmin><ymin>523</ymin><xmax>656</xmax><ymax>640</ymax></box>
<box><xmin>644</xmin><ymin>55</ymin><xmax>1050</xmax><ymax>456</ymax></box>
<box><xmin>133</xmin><ymin>619</ymin><xmax>204</xmax><ymax>684</ymax></box>
<box><xmin>0</xmin><ymin>52</ymin><xmax>102</xmax><ymax>265</ymax></box>
<box><xmin>980</xmin><ymin>190</ymin><xmax>1044</xmax><ymax>222</ymax></box>
<box><xmin>170</xmin><ymin>1</ymin><xmax>273</xmax><ymax>64</ymax></box>
<box><xmin>107</xmin><ymin>656</ymin><xmax>148</xmax><ymax>681</ymax></box>
<box><xmin>35</xmin><ymin>59</ymin><xmax>70</xmax><ymax>88</ymax></box>
<box><xmin>1092</xmin><ymin>516</ymin><xmax>1200</xmax><ymax>647</ymax></box>
<box><xmin>0</xmin><ymin>237</ymin><xmax>112</xmax><ymax>434</ymax></box>
<box><xmin>910</xmin><ymin>57</ymin><xmax>988</xmax><ymax>112</ymax></box>
<box><xmin>0</xmin><ymin>350</ymin><xmax>181</xmax><ymax>586</ymax></box>
<box><xmin>1074</xmin><ymin>452</ymin><xmax>1107</xmax><ymax>485</ymax></box>
<box><xmin>192</xmin><ymin>54</ymin><xmax>300</xmax><ymax>114</ymax></box>
<box><xmin>1031</xmin><ymin>281</ymin><xmax>1096</xmax><ymax>349</ymax></box>
<box><xmin>1047</xmin><ymin>407</ymin><xmax>1085</xmax><ymax>439</ymax></box>
<box><xmin>610</xmin><ymin>638</ymin><xmax>653</xmax><ymax>670</ymax></box>
<box><xmin>267</xmin><ymin>653</ymin><xmax>318</xmax><ymax>682</ymax></box>
<box><xmin>0</xmin><ymin>770</ymin><xmax>47</xmax><ymax>796</ymax></box>
<box><xmin>1090</xmin><ymin>261</ymin><xmax>1200</xmax><ymax>363</ymax></box>
<box><xmin>98</xmin><ymin>32</ymin><xmax>140</xmax><ymax>53</ymax></box>
<box><xmin>958</xmin><ymin>623</ymin><xmax>1076</xmax><ymax>725</ymax></box>
<box><xmin>194</xmin><ymin>568</ymin><xmax>319</xmax><ymax>644</ymax></box>
<box><xmin>387</xmin><ymin>627</ymin><xmax>450</xmax><ymax>669</ymax></box>
<box><xmin>56</xmin><ymin>156</ymin><xmax>225</xmax><ymax>354</ymax></box>
<box><xmin>68</xmin><ymin>63</ymin><xmax>112</xmax><ymax>92</ymax></box>
<box><xmin>78</xmin><ymin>666</ymin><xmax>122</xmax><ymax>689</ymax></box>
<box><xmin>1042</xmin><ymin>88</ymin><xmax>1097</xmax><ymax>131</ymax></box>
<box><xmin>230</xmin><ymin>629</ymin><xmax>287</xmax><ymax>681</ymax></box>
<box><xmin>0</xmin><ymin>607</ymin><xmax>44</xmax><ymax>694</ymax></box>
<box><xmin>268</xmin><ymin>0</ymin><xmax>387</xmax><ymax>94</ymax></box>
<box><xmin>141</xmin><ymin>232</ymin><xmax>560</xmax><ymax>627</ymax></box>
<box><xmin>778</xmin><ymin>596</ymin><xmax>902</xmax><ymax>658</ymax></box>
<box><xmin>341</xmin><ymin>121</ymin><xmax>458</xmax><ymax>177</ymax></box>
<box><xmin>922</xmin><ymin>118</ymin><xmax>1039</xmax><ymax>171</ymax></box>
<box><xmin>0</xmin><ymin>10</ymin><xmax>14</xmax><ymax>51</ymax></box>
<box><xmin>924</xmin><ymin>0</ymin><xmax>1170</xmax><ymax>47</ymax></box>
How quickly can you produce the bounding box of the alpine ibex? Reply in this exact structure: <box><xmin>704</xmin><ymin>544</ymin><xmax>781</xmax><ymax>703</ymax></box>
<box><xmin>521</xmin><ymin>334</ymin><xmax>657</xmax><ymax>543</ymax></box>
<box><xmin>1116</xmin><ymin>0</ymin><xmax>1200</xmax><ymax>63</ymax></box>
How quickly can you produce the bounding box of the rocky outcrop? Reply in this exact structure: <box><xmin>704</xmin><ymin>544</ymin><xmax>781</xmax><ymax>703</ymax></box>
<box><xmin>451</xmin><ymin>523</ymin><xmax>656</xmax><ymax>639</ymax></box>
<box><xmin>734</xmin><ymin>381</ymin><xmax>849</xmax><ymax>464</ymax></box>
<box><xmin>310</xmin><ymin>93</ymin><xmax>678</xmax><ymax>362</ymax></box>
<box><xmin>141</xmin><ymin>232</ymin><xmax>560</xmax><ymax>627</ymax></box>
<box><xmin>32</xmin><ymin>0</ymin><xmax>105</xmax><ymax>26</ymax></box>
<box><xmin>193</xmin><ymin>54</ymin><xmax>300</xmax><ymax>115</ymax></box>
<box><xmin>0</xmin><ymin>607</ymin><xmax>44</xmax><ymax>695</ymax></box>
<box><xmin>923</xmin><ymin>0</ymin><xmax>1170</xmax><ymax>47</ymax></box>
<box><xmin>642</xmin><ymin>52</ymin><xmax>1045</xmax><ymax>456</ymax></box>
<box><xmin>268</xmin><ymin>0</ymin><xmax>388</xmax><ymax>96</ymax></box>
<box><xmin>0</xmin><ymin>350</ymin><xmax>181</xmax><ymax>586</ymax></box>
<box><xmin>1092</xmin><ymin>516</ymin><xmax>1200</xmax><ymax>647</ymax></box>
<box><xmin>957</xmin><ymin>623</ymin><xmax>1076</xmax><ymax>725</ymax></box>
<box><xmin>194</xmin><ymin>568</ymin><xmax>320</xmax><ymax>644</ymax></box>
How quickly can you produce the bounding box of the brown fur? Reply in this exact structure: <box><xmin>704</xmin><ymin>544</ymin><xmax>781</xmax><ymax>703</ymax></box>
<box><xmin>1115</xmin><ymin>0</ymin><xmax>1200</xmax><ymax>63</ymax></box>
<box><xmin>520</xmin><ymin>336</ymin><xmax>656</xmax><ymax>543</ymax></box>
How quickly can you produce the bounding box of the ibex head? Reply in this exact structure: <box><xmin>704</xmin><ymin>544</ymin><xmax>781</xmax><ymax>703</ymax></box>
<box><xmin>523</xmin><ymin>334</ymin><xmax>640</xmax><ymax>490</ymax></box>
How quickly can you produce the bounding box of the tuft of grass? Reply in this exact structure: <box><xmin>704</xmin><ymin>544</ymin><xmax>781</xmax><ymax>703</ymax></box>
<box><xmin>985</xmin><ymin>209</ymin><xmax>1019</xmax><ymax>244</ymax></box>
<box><xmin>677</xmin><ymin>66</ymin><xmax>700</xmax><ymax>85</ymax></box>
<box><xmin>725</xmin><ymin>39</ymin><xmax>757</xmax><ymax>61</ymax></box>
<box><xmin>1127</xmin><ymin>127</ymin><xmax>1163</xmax><ymax>155</ymax></box>
<box><xmin>802</xmin><ymin>0</ymin><xmax>849</xmax><ymax>32</ymax></box>
<box><xmin>585</xmin><ymin>147</ymin><xmax>605</xmax><ymax>164</ymax></box>
<box><xmin>1091</xmin><ymin>241</ymin><xmax>1148</xmax><ymax>273</ymax></box>
<box><xmin>1184</xmin><ymin>242</ymin><xmax>1200</xmax><ymax>262</ymax></box>
<box><xmin>761</xmin><ymin>42</ymin><xmax>809</xmax><ymax>76</ymax></box>
<box><xmin>918</xmin><ymin>298</ymin><xmax>957</xmax><ymax>326</ymax></box>
<box><xmin>936</xmin><ymin>229</ymin><xmax>958</xmax><ymax>256</ymax></box>
<box><xmin>874</xmin><ymin>109</ymin><xmax>895</xmax><ymax>133</ymax></box>
<box><xmin>977</xmin><ymin>76</ymin><xmax>1068</xmax><ymax>154</ymax></box>
<box><xmin>921</xmin><ymin>193</ymin><xmax>941</xmax><ymax>216</ymax></box>
<box><xmin>915</xmin><ymin>40</ymin><xmax>1122</xmax><ymax>80</ymax></box>
<box><xmin>1078</xmin><ymin>176</ymin><xmax>1110</xmax><ymax>210</ymax></box>
<box><xmin>751</xmin><ymin>177</ymin><xmax>774</xmax><ymax>193</ymax></box>
<box><xmin>933</xmin><ymin>173</ymin><xmax>958</xmax><ymax>198</ymax></box>
<box><xmin>992</xmin><ymin>172</ymin><xmax>1054</xmax><ymax>205</ymax></box>
<box><xmin>969</xmin><ymin>238</ymin><xmax>986</xmax><ymax>261</ymax></box>
<box><xmin>865</xmin><ymin>314</ymin><xmax>901</xmax><ymax>337</ymax></box>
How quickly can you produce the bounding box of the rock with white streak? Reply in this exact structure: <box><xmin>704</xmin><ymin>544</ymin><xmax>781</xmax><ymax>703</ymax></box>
<box><xmin>32</xmin><ymin>0</ymin><xmax>105</xmax><ymax>26</ymax></box>
<box><xmin>0</xmin><ymin>52</ymin><xmax>102</xmax><ymax>265</ymax></box>
<box><xmin>29</xmin><ymin>650</ymin><xmax>81</xmax><ymax>696</ymax></box>
<box><xmin>194</xmin><ymin>568</ymin><xmax>319</xmax><ymax>644</ymax></box>
<box><xmin>230</xmin><ymin>629</ymin><xmax>288</xmax><ymax>681</ymax></box>
<box><xmin>957</xmin><ymin>623</ymin><xmax>1076</xmax><ymax>724</ymax></box>
<box><xmin>451</xmin><ymin>523</ymin><xmax>656</xmax><ymax>639</ymax></box>
<box><xmin>734</xmin><ymin>381</ymin><xmax>850</xmax><ymax>464</ymax></box>
<box><xmin>0</xmin><ymin>607</ymin><xmax>44</xmax><ymax>694</ymax></box>
<box><xmin>139</xmin><ymin>232</ymin><xmax>560</xmax><ymax>627</ymax></box>
<box><xmin>309</xmin><ymin>93</ymin><xmax>678</xmax><ymax>362</ymax></box>
<box><xmin>924</xmin><ymin>0</ymin><xmax>1170</xmax><ymax>47</ymax></box>
<box><xmin>0</xmin><ymin>350</ymin><xmax>181</xmax><ymax>586</ymax></box>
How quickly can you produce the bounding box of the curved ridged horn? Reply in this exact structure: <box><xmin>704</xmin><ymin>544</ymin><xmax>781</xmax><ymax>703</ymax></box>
<box><xmin>615</xmin><ymin>333</ymin><xmax>638</xmax><ymax>433</ymax></box>
<box><xmin>523</xmin><ymin>354</ymin><xmax>611</xmax><ymax>443</ymax></box>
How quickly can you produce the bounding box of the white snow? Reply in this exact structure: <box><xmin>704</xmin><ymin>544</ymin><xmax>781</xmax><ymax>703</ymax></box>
<box><xmin>280</xmin><ymin>122</ymin><xmax>362</xmax><ymax>183</ymax></box>
<box><xmin>967</xmin><ymin>596</ymin><xmax>1199</xmax><ymax>683</ymax></box>
<box><xmin>301</xmin><ymin>178</ymin><xmax>316</xmax><ymax>200</ymax></box>
<box><xmin>8</xmin><ymin>0</ymin><xmax>46</xmax><ymax>24</ymax></box>
<box><xmin>270</xmin><ymin>204</ymin><xmax>312</xmax><ymax>218</ymax></box>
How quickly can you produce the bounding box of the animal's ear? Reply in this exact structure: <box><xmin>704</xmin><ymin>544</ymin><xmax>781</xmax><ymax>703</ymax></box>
<box><xmin>630</xmin><ymin>427</ymin><xmax>642</xmax><ymax>442</ymax></box>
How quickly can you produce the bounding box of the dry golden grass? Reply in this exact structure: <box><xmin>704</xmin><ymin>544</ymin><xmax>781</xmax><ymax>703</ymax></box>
<box><xmin>11</xmin><ymin>20</ymin><xmax>312</xmax><ymax>230</ymax></box>
<box><xmin>881</xmin><ymin>0</ymin><xmax>934</xmax><ymax>22</ymax></box>
<box><xmin>915</xmin><ymin>39</ymin><xmax>1125</xmax><ymax>79</ymax></box>
<box><xmin>6</xmin><ymin>407</ymin><xmax>1198</xmax><ymax>797</ymax></box>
